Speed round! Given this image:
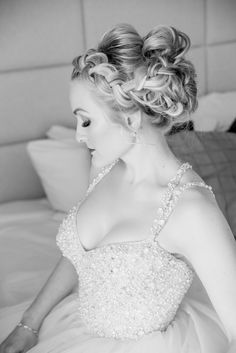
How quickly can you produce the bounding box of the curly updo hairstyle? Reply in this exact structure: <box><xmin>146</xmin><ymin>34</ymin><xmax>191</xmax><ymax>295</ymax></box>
<box><xmin>71</xmin><ymin>23</ymin><xmax>198</xmax><ymax>134</ymax></box>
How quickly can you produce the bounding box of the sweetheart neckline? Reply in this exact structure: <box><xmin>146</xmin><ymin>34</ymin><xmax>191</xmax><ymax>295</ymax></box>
<box><xmin>71</xmin><ymin>215</ymin><xmax>196</xmax><ymax>275</ymax></box>
<box><xmin>71</xmin><ymin>158</ymin><xmax>213</xmax><ymax>256</ymax></box>
<box><xmin>73</xmin><ymin>162</ymin><xmax>192</xmax><ymax>254</ymax></box>
<box><xmin>73</xmin><ymin>220</ymin><xmax>156</xmax><ymax>253</ymax></box>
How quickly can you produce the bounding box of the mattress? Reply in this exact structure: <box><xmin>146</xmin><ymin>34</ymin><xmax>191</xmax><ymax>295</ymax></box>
<box><xmin>0</xmin><ymin>198</ymin><xmax>65</xmax><ymax>310</ymax></box>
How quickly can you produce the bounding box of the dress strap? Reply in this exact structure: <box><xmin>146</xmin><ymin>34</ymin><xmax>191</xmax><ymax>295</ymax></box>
<box><xmin>77</xmin><ymin>158</ymin><xmax>119</xmax><ymax>206</ymax></box>
<box><xmin>150</xmin><ymin>180</ymin><xmax>215</xmax><ymax>242</ymax></box>
<box><xmin>162</xmin><ymin>162</ymin><xmax>192</xmax><ymax>206</ymax></box>
<box><xmin>74</xmin><ymin>158</ymin><xmax>119</xmax><ymax>236</ymax></box>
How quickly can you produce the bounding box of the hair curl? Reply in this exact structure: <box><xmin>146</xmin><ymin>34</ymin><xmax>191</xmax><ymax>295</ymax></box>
<box><xmin>71</xmin><ymin>23</ymin><xmax>198</xmax><ymax>133</ymax></box>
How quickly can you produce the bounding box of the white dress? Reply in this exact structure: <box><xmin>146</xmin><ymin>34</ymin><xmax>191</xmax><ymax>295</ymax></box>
<box><xmin>0</xmin><ymin>161</ymin><xmax>230</xmax><ymax>352</ymax></box>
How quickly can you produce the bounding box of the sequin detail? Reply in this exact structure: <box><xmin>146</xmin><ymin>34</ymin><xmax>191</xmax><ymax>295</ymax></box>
<box><xmin>56</xmin><ymin>160</ymin><xmax>215</xmax><ymax>340</ymax></box>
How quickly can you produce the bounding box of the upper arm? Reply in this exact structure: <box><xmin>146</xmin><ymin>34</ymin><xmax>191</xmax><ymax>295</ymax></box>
<box><xmin>174</xmin><ymin>188</ymin><xmax>236</xmax><ymax>342</ymax></box>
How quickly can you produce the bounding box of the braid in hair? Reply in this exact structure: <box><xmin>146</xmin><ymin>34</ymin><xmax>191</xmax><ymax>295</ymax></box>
<box><xmin>71</xmin><ymin>24</ymin><xmax>198</xmax><ymax>133</ymax></box>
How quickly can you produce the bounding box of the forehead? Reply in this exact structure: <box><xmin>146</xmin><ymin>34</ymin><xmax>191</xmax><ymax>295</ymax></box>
<box><xmin>69</xmin><ymin>79</ymin><xmax>124</xmax><ymax>128</ymax></box>
<box><xmin>69</xmin><ymin>80</ymin><xmax>104</xmax><ymax>112</ymax></box>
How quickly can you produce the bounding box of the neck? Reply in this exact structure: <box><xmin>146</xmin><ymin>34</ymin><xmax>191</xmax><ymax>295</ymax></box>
<box><xmin>119</xmin><ymin>127</ymin><xmax>181</xmax><ymax>187</ymax></box>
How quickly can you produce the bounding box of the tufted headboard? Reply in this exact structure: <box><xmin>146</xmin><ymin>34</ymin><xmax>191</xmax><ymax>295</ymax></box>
<box><xmin>1</xmin><ymin>0</ymin><xmax>236</xmax><ymax>203</ymax></box>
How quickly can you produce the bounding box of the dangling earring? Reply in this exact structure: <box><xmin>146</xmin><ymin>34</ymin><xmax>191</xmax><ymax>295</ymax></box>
<box><xmin>127</xmin><ymin>116</ymin><xmax>138</xmax><ymax>142</ymax></box>
<box><xmin>120</xmin><ymin>117</ymin><xmax>157</xmax><ymax>146</ymax></box>
<box><xmin>129</xmin><ymin>129</ymin><xmax>141</xmax><ymax>143</ymax></box>
<box><xmin>119</xmin><ymin>124</ymin><xmax>137</xmax><ymax>142</ymax></box>
<box><xmin>130</xmin><ymin>130</ymin><xmax>137</xmax><ymax>139</ymax></box>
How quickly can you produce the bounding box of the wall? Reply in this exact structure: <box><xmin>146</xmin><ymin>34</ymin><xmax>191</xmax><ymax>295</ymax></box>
<box><xmin>0</xmin><ymin>0</ymin><xmax>236</xmax><ymax>202</ymax></box>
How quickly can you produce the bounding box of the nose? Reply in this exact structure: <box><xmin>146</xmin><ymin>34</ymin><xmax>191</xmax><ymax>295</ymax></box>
<box><xmin>76</xmin><ymin>133</ymin><xmax>87</xmax><ymax>143</ymax></box>
<box><xmin>76</xmin><ymin>124</ymin><xmax>88</xmax><ymax>143</ymax></box>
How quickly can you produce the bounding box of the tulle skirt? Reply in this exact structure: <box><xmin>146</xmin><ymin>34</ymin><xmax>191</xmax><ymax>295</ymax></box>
<box><xmin>0</xmin><ymin>274</ymin><xmax>230</xmax><ymax>353</ymax></box>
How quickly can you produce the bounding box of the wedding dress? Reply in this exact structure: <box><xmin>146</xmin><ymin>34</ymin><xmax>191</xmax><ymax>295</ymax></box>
<box><xmin>1</xmin><ymin>161</ymin><xmax>230</xmax><ymax>352</ymax></box>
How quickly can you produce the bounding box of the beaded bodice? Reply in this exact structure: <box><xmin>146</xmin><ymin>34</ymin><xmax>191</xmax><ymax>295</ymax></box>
<box><xmin>56</xmin><ymin>159</ymin><xmax>214</xmax><ymax>341</ymax></box>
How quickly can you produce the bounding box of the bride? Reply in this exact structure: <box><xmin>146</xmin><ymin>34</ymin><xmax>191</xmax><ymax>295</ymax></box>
<box><xmin>1</xmin><ymin>23</ymin><xmax>236</xmax><ymax>353</ymax></box>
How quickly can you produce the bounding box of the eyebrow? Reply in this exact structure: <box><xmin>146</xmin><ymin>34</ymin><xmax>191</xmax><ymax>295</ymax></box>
<box><xmin>73</xmin><ymin>108</ymin><xmax>88</xmax><ymax>115</ymax></box>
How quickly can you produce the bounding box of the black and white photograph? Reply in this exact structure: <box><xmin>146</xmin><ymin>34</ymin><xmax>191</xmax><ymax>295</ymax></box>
<box><xmin>0</xmin><ymin>1</ymin><xmax>236</xmax><ymax>352</ymax></box>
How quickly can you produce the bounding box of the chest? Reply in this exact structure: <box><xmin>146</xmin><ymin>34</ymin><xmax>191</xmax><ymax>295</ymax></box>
<box><xmin>75</xmin><ymin>177</ymin><xmax>178</xmax><ymax>253</ymax></box>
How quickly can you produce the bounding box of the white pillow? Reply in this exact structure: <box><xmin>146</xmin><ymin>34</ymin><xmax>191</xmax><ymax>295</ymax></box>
<box><xmin>46</xmin><ymin>125</ymin><xmax>76</xmax><ymax>140</ymax></box>
<box><xmin>27</xmin><ymin>137</ymin><xmax>91</xmax><ymax>213</ymax></box>
<box><xmin>192</xmin><ymin>91</ymin><xmax>236</xmax><ymax>132</ymax></box>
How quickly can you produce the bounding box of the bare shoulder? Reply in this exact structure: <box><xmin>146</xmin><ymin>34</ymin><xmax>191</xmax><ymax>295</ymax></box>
<box><xmin>170</xmin><ymin>184</ymin><xmax>235</xmax><ymax>257</ymax></box>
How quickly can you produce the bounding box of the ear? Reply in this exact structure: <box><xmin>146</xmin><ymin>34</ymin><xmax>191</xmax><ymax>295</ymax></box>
<box><xmin>125</xmin><ymin>110</ymin><xmax>142</xmax><ymax>131</ymax></box>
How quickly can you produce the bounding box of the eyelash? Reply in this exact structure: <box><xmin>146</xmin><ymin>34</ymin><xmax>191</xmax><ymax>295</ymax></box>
<box><xmin>81</xmin><ymin>118</ymin><xmax>91</xmax><ymax>127</ymax></box>
<box><xmin>75</xmin><ymin>115</ymin><xmax>91</xmax><ymax>127</ymax></box>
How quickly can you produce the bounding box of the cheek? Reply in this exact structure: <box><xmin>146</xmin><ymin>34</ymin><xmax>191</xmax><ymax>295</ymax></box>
<box><xmin>106</xmin><ymin>126</ymin><xmax>129</xmax><ymax>150</ymax></box>
<box><xmin>91</xmin><ymin>121</ymin><xmax>129</xmax><ymax>151</ymax></box>
<box><xmin>91</xmin><ymin>123</ymin><xmax>115</xmax><ymax>144</ymax></box>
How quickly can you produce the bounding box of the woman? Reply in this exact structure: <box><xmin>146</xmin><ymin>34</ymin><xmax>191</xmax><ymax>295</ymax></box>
<box><xmin>1</xmin><ymin>23</ymin><xmax>236</xmax><ymax>353</ymax></box>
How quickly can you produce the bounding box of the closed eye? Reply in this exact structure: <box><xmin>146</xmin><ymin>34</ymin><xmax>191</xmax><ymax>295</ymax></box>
<box><xmin>73</xmin><ymin>114</ymin><xmax>91</xmax><ymax>126</ymax></box>
<box><xmin>81</xmin><ymin>118</ymin><xmax>91</xmax><ymax>127</ymax></box>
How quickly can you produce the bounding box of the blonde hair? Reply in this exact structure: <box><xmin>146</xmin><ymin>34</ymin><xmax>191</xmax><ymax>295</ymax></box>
<box><xmin>71</xmin><ymin>23</ymin><xmax>198</xmax><ymax>134</ymax></box>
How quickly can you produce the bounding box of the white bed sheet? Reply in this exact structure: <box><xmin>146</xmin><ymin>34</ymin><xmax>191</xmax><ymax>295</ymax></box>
<box><xmin>0</xmin><ymin>198</ymin><xmax>66</xmax><ymax>310</ymax></box>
